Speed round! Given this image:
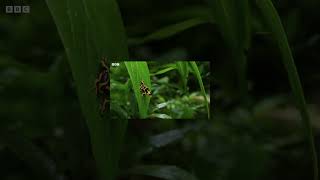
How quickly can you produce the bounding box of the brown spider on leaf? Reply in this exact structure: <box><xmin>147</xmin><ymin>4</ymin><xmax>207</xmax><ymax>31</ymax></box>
<box><xmin>93</xmin><ymin>57</ymin><xmax>110</xmax><ymax>114</ymax></box>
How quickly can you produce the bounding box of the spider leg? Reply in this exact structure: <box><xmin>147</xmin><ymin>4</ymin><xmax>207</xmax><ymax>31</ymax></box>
<box><xmin>100</xmin><ymin>98</ymin><xmax>108</xmax><ymax>114</ymax></box>
<box><xmin>101</xmin><ymin>59</ymin><xmax>109</xmax><ymax>70</ymax></box>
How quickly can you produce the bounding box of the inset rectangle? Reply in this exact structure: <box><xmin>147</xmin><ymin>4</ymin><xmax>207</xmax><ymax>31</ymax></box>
<box><xmin>109</xmin><ymin>60</ymin><xmax>211</xmax><ymax>120</ymax></box>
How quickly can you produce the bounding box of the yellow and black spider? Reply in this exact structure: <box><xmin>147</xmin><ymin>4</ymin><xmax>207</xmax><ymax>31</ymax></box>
<box><xmin>140</xmin><ymin>80</ymin><xmax>152</xmax><ymax>96</ymax></box>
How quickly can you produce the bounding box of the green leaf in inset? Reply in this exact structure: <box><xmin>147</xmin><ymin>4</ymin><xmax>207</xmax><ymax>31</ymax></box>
<box><xmin>189</xmin><ymin>62</ymin><xmax>210</xmax><ymax>119</ymax></box>
<box><xmin>176</xmin><ymin>61</ymin><xmax>189</xmax><ymax>91</ymax></box>
<box><xmin>124</xmin><ymin>61</ymin><xmax>151</xmax><ymax>118</ymax></box>
<box><xmin>150</xmin><ymin>65</ymin><xmax>176</xmax><ymax>76</ymax></box>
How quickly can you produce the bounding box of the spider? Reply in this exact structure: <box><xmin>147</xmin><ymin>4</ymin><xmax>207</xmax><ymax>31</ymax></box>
<box><xmin>94</xmin><ymin>57</ymin><xmax>110</xmax><ymax>114</ymax></box>
<box><xmin>140</xmin><ymin>80</ymin><xmax>152</xmax><ymax>96</ymax></box>
<box><xmin>100</xmin><ymin>98</ymin><xmax>108</xmax><ymax>114</ymax></box>
<box><xmin>94</xmin><ymin>58</ymin><xmax>109</xmax><ymax>95</ymax></box>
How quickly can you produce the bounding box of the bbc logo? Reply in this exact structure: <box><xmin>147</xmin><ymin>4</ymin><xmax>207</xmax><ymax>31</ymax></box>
<box><xmin>5</xmin><ymin>6</ymin><xmax>30</xmax><ymax>14</ymax></box>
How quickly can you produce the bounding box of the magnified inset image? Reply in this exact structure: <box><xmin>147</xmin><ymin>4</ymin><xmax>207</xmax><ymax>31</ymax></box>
<box><xmin>110</xmin><ymin>61</ymin><xmax>210</xmax><ymax>119</ymax></box>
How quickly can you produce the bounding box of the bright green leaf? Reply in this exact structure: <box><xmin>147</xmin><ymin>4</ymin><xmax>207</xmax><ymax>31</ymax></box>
<box><xmin>189</xmin><ymin>62</ymin><xmax>210</xmax><ymax>119</ymax></box>
<box><xmin>125</xmin><ymin>61</ymin><xmax>151</xmax><ymax>118</ymax></box>
<box><xmin>176</xmin><ymin>61</ymin><xmax>189</xmax><ymax>91</ymax></box>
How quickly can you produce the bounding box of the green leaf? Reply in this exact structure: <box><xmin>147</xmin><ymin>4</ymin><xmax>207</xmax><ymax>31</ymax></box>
<box><xmin>150</xmin><ymin>65</ymin><xmax>176</xmax><ymax>76</ymax></box>
<box><xmin>127</xmin><ymin>165</ymin><xmax>199</xmax><ymax>180</ymax></box>
<box><xmin>0</xmin><ymin>56</ymin><xmax>33</xmax><ymax>71</ymax></box>
<box><xmin>189</xmin><ymin>62</ymin><xmax>210</xmax><ymax>119</ymax></box>
<box><xmin>124</xmin><ymin>61</ymin><xmax>151</xmax><ymax>118</ymax></box>
<box><xmin>149</xmin><ymin>127</ymin><xmax>192</xmax><ymax>148</ymax></box>
<box><xmin>158</xmin><ymin>6</ymin><xmax>214</xmax><ymax>23</ymax></box>
<box><xmin>206</xmin><ymin>0</ymin><xmax>250</xmax><ymax>102</ymax></box>
<box><xmin>149</xmin><ymin>113</ymin><xmax>173</xmax><ymax>119</ymax></box>
<box><xmin>255</xmin><ymin>0</ymin><xmax>318</xmax><ymax>179</ymax></box>
<box><xmin>176</xmin><ymin>61</ymin><xmax>189</xmax><ymax>91</ymax></box>
<box><xmin>0</xmin><ymin>131</ymin><xmax>57</xmax><ymax>180</ymax></box>
<box><xmin>129</xmin><ymin>18</ymin><xmax>210</xmax><ymax>45</ymax></box>
<box><xmin>45</xmin><ymin>0</ymin><xmax>128</xmax><ymax>179</ymax></box>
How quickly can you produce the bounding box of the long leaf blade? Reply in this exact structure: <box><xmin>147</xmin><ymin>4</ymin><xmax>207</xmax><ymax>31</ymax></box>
<box><xmin>206</xmin><ymin>0</ymin><xmax>250</xmax><ymax>102</ymax></box>
<box><xmin>189</xmin><ymin>62</ymin><xmax>210</xmax><ymax>119</ymax></box>
<box><xmin>127</xmin><ymin>165</ymin><xmax>199</xmax><ymax>180</ymax></box>
<box><xmin>255</xmin><ymin>0</ymin><xmax>318</xmax><ymax>179</ymax></box>
<box><xmin>129</xmin><ymin>18</ymin><xmax>210</xmax><ymax>45</ymax></box>
<box><xmin>176</xmin><ymin>61</ymin><xmax>189</xmax><ymax>91</ymax></box>
<box><xmin>45</xmin><ymin>0</ymin><xmax>129</xmax><ymax>179</ymax></box>
<box><xmin>125</xmin><ymin>61</ymin><xmax>151</xmax><ymax>118</ymax></box>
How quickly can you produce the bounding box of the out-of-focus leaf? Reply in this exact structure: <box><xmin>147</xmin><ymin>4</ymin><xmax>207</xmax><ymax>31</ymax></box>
<box><xmin>129</xmin><ymin>18</ymin><xmax>210</xmax><ymax>45</ymax></box>
<box><xmin>127</xmin><ymin>165</ymin><xmax>199</xmax><ymax>180</ymax></box>
<box><xmin>149</xmin><ymin>128</ymin><xmax>191</xmax><ymax>148</ymax></box>
<box><xmin>206</xmin><ymin>0</ymin><xmax>250</xmax><ymax>102</ymax></box>
<box><xmin>45</xmin><ymin>0</ymin><xmax>128</xmax><ymax>179</ymax></box>
<box><xmin>149</xmin><ymin>113</ymin><xmax>173</xmax><ymax>119</ymax></box>
<box><xmin>158</xmin><ymin>6</ymin><xmax>214</xmax><ymax>23</ymax></box>
<box><xmin>0</xmin><ymin>56</ymin><xmax>33</xmax><ymax>70</ymax></box>
<box><xmin>0</xmin><ymin>131</ymin><xmax>58</xmax><ymax>180</ymax></box>
<box><xmin>256</xmin><ymin>0</ymin><xmax>318</xmax><ymax>179</ymax></box>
